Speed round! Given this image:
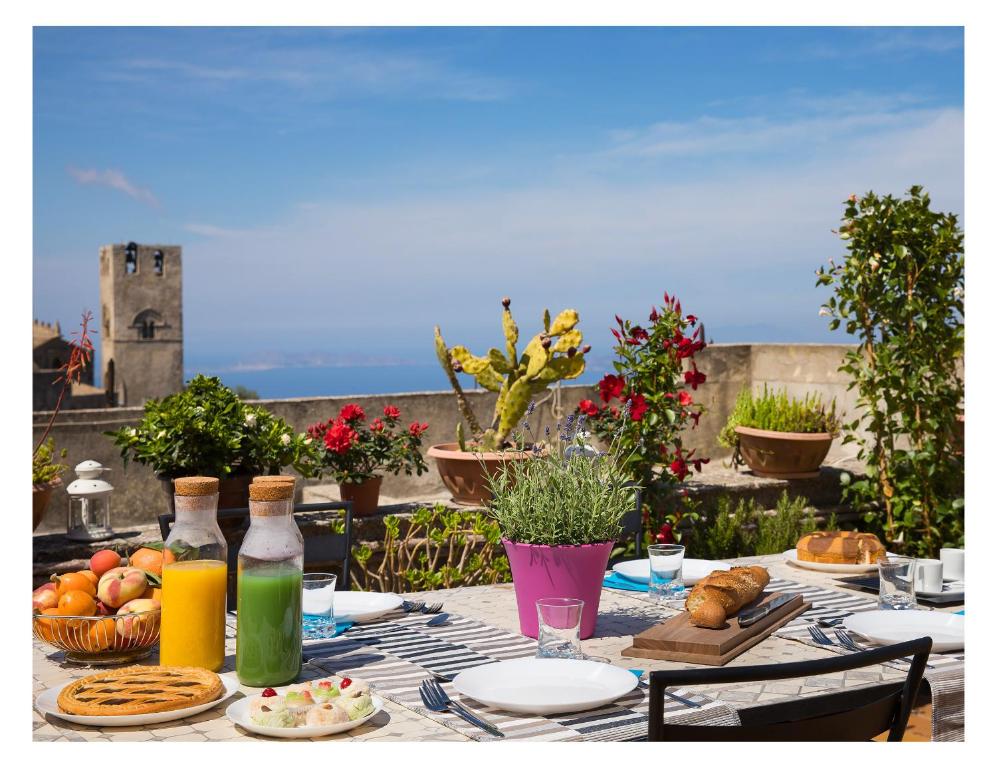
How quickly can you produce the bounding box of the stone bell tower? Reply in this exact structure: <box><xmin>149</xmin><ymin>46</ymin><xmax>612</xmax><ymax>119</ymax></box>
<box><xmin>99</xmin><ymin>242</ymin><xmax>184</xmax><ymax>406</ymax></box>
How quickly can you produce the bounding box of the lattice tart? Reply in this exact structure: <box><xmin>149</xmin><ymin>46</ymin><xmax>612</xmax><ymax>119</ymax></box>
<box><xmin>57</xmin><ymin>666</ymin><xmax>224</xmax><ymax>716</ymax></box>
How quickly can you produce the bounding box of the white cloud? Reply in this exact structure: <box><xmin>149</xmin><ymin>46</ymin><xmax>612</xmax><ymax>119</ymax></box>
<box><xmin>66</xmin><ymin>166</ymin><xmax>159</xmax><ymax>207</ymax></box>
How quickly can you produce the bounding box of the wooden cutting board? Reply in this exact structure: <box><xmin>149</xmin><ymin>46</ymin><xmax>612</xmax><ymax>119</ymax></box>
<box><xmin>621</xmin><ymin>591</ymin><xmax>811</xmax><ymax>666</ymax></box>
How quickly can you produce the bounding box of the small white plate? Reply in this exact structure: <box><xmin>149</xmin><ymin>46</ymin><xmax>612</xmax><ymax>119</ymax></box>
<box><xmin>915</xmin><ymin>580</ymin><xmax>965</xmax><ymax>599</ymax></box>
<box><xmin>844</xmin><ymin>610</ymin><xmax>964</xmax><ymax>652</ymax></box>
<box><xmin>35</xmin><ymin>672</ymin><xmax>240</xmax><ymax>727</ymax></box>
<box><xmin>332</xmin><ymin>592</ymin><xmax>403</xmax><ymax>623</ymax></box>
<box><xmin>612</xmin><ymin>558</ymin><xmax>731</xmax><ymax>586</ymax></box>
<box><xmin>783</xmin><ymin>549</ymin><xmax>893</xmax><ymax>574</ymax></box>
<box><xmin>453</xmin><ymin>658</ymin><xmax>638</xmax><ymax>715</ymax></box>
<box><xmin>226</xmin><ymin>692</ymin><xmax>383</xmax><ymax>738</ymax></box>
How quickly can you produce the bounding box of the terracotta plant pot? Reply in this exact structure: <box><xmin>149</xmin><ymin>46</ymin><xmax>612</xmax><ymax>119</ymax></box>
<box><xmin>427</xmin><ymin>442</ymin><xmax>536</xmax><ymax>506</ymax></box>
<box><xmin>338</xmin><ymin>476</ymin><xmax>383</xmax><ymax>517</ymax></box>
<box><xmin>32</xmin><ymin>477</ymin><xmax>62</xmax><ymax>531</ymax></box>
<box><xmin>734</xmin><ymin>426</ymin><xmax>833</xmax><ymax>479</ymax></box>
<box><xmin>502</xmin><ymin>538</ymin><xmax>614</xmax><ymax>639</ymax></box>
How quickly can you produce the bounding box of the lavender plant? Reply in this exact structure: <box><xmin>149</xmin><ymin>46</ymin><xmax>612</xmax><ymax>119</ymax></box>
<box><xmin>486</xmin><ymin>404</ymin><xmax>639</xmax><ymax>546</ymax></box>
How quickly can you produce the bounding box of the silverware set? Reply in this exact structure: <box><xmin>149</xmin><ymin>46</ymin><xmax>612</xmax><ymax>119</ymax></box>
<box><xmin>807</xmin><ymin>623</ymin><xmax>932</xmax><ymax>668</ymax></box>
<box><xmin>418</xmin><ymin>678</ymin><xmax>505</xmax><ymax>738</ymax></box>
<box><xmin>403</xmin><ymin>600</ymin><xmax>444</xmax><ymax>614</ymax></box>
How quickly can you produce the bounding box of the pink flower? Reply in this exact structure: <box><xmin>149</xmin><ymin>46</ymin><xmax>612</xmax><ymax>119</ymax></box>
<box><xmin>339</xmin><ymin>404</ymin><xmax>366</xmax><ymax>423</ymax></box>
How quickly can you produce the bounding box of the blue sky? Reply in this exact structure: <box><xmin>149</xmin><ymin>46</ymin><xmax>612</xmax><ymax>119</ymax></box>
<box><xmin>33</xmin><ymin>26</ymin><xmax>964</xmax><ymax>382</ymax></box>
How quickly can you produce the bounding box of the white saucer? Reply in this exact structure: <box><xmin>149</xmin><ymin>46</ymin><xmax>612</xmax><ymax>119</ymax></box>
<box><xmin>612</xmin><ymin>558</ymin><xmax>731</xmax><ymax>586</ymax></box>
<box><xmin>332</xmin><ymin>592</ymin><xmax>403</xmax><ymax>623</ymax></box>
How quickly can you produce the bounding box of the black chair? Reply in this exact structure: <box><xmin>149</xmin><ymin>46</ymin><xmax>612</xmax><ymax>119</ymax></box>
<box><xmin>647</xmin><ymin>636</ymin><xmax>932</xmax><ymax>741</ymax></box>
<box><xmin>157</xmin><ymin>501</ymin><xmax>354</xmax><ymax>599</ymax></box>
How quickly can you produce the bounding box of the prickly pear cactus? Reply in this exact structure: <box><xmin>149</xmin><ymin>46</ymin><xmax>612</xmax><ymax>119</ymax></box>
<box><xmin>435</xmin><ymin>299</ymin><xmax>589</xmax><ymax>449</ymax></box>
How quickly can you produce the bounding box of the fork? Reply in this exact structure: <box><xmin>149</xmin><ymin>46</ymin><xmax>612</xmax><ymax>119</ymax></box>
<box><xmin>419</xmin><ymin>679</ymin><xmax>504</xmax><ymax>738</ymax></box>
<box><xmin>402</xmin><ymin>600</ymin><xmax>425</xmax><ymax>613</ymax></box>
<box><xmin>421</xmin><ymin>602</ymin><xmax>444</xmax><ymax>614</ymax></box>
<box><xmin>808</xmin><ymin>624</ymin><xmax>834</xmax><ymax>645</ymax></box>
<box><xmin>832</xmin><ymin>629</ymin><xmax>934</xmax><ymax>669</ymax></box>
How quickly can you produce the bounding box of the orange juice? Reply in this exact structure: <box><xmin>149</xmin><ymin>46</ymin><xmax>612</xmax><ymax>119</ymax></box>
<box><xmin>160</xmin><ymin>559</ymin><xmax>228</xmax><ymax>670</ymax></box>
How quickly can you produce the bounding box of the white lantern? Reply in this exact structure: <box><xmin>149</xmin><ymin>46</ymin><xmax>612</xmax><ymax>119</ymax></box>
<box><xmin>65</xmin><ymin>460</ymin><xmax>115</xmax><ymax>542</ymax></box>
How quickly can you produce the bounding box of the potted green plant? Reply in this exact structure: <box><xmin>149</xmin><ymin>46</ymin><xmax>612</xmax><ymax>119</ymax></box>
<box><xmin>306</xmin><ymin>403</ymin><xmax>429</xmax><ymax>516</ymax></box>
<box><xmin>106</xmin><ymin>375</ymin><xmax>318</xmax><ymax>516</ymax></box>
<box><xmin>33</xmin><ymin>438</ymin><xmax>67</xmax><ymax>531</ymax></box>
<box><xmin>488</xmin><ymin>413</ymin><xmax>637</xmax><ymax>639</ymax></box>
<box><xmin>718</xmin><ymin>385</ymin><xmax>839</xmax><ymax>479</ymax></box>
<box><xmin>430</xmin><ymin>297</ymin><xmax>590</xmax><ymax>505</ymax></box>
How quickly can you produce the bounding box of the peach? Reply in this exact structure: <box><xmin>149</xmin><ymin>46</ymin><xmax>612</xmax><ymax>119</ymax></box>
<box><xmin>116</xmin><ymin>598</ymin><xmax>161</xmax><ymax>641</ymax></box>
<box><xmin>97</xmin><ymin>567</ymin><xmax>148</xmax><ymax>609</ymax></box>
<box><xmin>32</xmin><ymin>583</ymin><xmax>58</xmax><ymax>612</ymax></box>
<box><xmin>90</xmin><ymin>549</ymin><xmax>122</xmax><ymax>578</ymax></box>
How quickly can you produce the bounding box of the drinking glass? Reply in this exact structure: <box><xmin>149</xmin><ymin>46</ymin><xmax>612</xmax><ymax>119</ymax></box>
<box><xmin>536</xmin><ymin>598</ymin><xmax>584</xmax><ymax>659</ymax></box>
<box><xmin>302</xmin><ymin>573</ymin><xmax>337</xmax><ymax>638</ymax></box>
<box><xmin>648</xmin><ymin>544</ymin><xmax>685</xmax><ymax>602</ymax></box>
<box><xmin>878</xmin><ymin>557</ymin><xmax>916</xmax><ymax>610</ymax></box>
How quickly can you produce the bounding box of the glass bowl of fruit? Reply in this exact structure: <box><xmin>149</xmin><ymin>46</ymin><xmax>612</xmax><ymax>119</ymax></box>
<box><xmin>32</xmin><ymin>556</ymin><xmax>163</xmax><ymax>665</ymax></box>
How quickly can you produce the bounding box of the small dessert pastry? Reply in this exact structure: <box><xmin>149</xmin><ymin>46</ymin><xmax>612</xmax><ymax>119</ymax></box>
<box><xmin>313</xmin><ymin>679</ymin><xmax>341</xmax><ymax>703</ymax></box>
<box><xmin>338</xmin><ymin>678</ymin><xmax>370</xmax><ymax>699</ymax></box>
<box><xmin>337</xmin><ymin>692</ymin><xmax>375</xmax><ymax>720</ymax></box>
<box><xmin>284</xmin><ymin>690</ymin><xmax>315</xmax><ymax>724</ymax></box>
<box><xmin>286</xmin><ymin>682</ymin><xmax>315</xmax><ymax>694</ymax></box>
<box><xmin>305</xmin><ymin>702</ymin><xmax>350</xmax><ymax>726</ymax></box>
<box><xmin>253</xmin><ymin>707</ymin><xmax>296</xmax><ymax>728</ymax></box>
<box><xmin>249</xmin><ymin>694</ymin><xmax>287</xmax><ymax>720</ymax></box>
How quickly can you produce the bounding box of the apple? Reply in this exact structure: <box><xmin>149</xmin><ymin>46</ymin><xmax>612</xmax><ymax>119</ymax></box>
<box><xmin>90</xmin><ymin>549</ymin><xmax>122</xmax><ymax>578</ymax></box>
<box><xmin>116</xmin><ymin>598</ymin><xmax>161</xmax><ymax>640</ymax></box>
<box><xmin>97</xmin><ymin>567</ymin><xmax>148</xmax><ymax>609</ymax></box>
<box><xmin>32</xmin><ymin>583</ymin><xmax>58</xmax><ymax>612</ymax></box>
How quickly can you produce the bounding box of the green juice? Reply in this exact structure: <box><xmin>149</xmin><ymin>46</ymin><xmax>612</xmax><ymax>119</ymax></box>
<box><xmin>236</xmin><ymin>565</ymin><xmax>303</xmax><ymax>687</ymax></box>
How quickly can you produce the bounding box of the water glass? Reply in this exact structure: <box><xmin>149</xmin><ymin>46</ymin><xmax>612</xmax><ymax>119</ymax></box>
<box><xmin>302</xmin><ymin>573</ymin><xmax>337</xmax><ymax>638</ymax></box>
<box><xmin>878</xmin><ymin>557</ymin><xmax>916</xmax><ymax>610</ymax></box>
<box><xmin>648</xmin><ymin>544</ymin><xmax>685</xmax><ymax>602</ymax></box>
<box><xmin>536</xmin><ymin>598</ymin><xmax>584</xmax><ymax>659</ymax></box>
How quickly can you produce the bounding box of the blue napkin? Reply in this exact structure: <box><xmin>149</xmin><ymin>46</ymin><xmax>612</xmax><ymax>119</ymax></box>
<box><xmin>302</xmin><ymin>620</ymin><xmax>354</xmax><ymax>641</ymax></box>
<box><xmin>603</xmin><ymin>572</ymin><xmax>649</xmax><ymax>592</ymax></box>
<box><xmin>956</xmin><ymin>610</ymin><xmax>964</xmax><ymax>615</ymax></box>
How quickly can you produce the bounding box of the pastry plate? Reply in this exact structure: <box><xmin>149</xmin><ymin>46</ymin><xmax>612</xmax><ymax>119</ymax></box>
<box><xmin>453</xmin><ymin>658</ymin><xmax>638</xmax><ymax>715</ymax></box>
<box><xmin>34</xmin><ymin>672</ymin><xmax>240</xmax><ymax>727</ymax></box>
<box><xmin>332</xmin><ymin>592</ymin><xmax>404</xmax><ymax>623</ymax></box>
<box><xmin>782</xmin><ymin>549</ymin><xmax>897</xmax><ymax>574</ymax></box>
<box><xmin>612</xmin><ymin>558</ymin><xmax>731</xmax><ymax>586</ymax></box>
<box><xmin>226</xmin><ymin>691</ymin><xmax>383</xmax><ymax>738</ymax></box>
<box><xmin>843</xmin><ymin>610</ymin><xmax>964</xmax><ymax>653</ymax></box>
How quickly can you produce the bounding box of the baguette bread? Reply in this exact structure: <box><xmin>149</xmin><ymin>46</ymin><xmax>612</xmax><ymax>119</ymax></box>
<box><xmin>796</xmin><ymin>531</ymin><xmax>886</xmax><ymax>564</ymax></box>
<box><xmin>684</xmin><ymin>566</ymin><xmax>770</xmax><ymax>629</ymax></box>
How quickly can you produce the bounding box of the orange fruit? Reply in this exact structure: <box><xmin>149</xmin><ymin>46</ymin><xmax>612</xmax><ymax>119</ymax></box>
<box><xmin>53</xmin><ymin>572</ymin><xmax>97</xmax><ymax>598</ymax></box>
<box><xmin>58</xmin><ymin>589</ymin><xmax>97</xmax><ymax>617</ymax></box>
<box><xmin>78</xmin><ymin>570</ymin><xmax>99</xmax><ymax>588</ymax></box>
<box><xmin>36</xmin><ymin>607</ymin><xmax>61</xmax><ymax>643</ymax></box>
<box><xmin>85</xmin><ymin>618</ymin><xmax>116</xmax><ymax>652</ymax></box>
<box><xmin>140</xmin><ymin>585</ymin><xmax>163</xmax><ymax>602</ymax></box>
<box><xmin>129</xmin><ymin>547</ymin><xmax>174</xmax><ymax>576</ymax></box>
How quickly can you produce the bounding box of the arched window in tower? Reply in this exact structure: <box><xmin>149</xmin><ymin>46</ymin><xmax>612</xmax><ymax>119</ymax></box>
<box><xmin>131</xmin><ymin>309</ymin><xmax>164</xmax><ymax>341</ymax></box>
<box><xmin>125</xmin><ymin>242</ymin><xmax>138</xmax><ymax>275</ymax></box>
<box><xmin>153</xmin><ymin>250</ymin><xmax>164</xmax><ymax>275</ymax></box>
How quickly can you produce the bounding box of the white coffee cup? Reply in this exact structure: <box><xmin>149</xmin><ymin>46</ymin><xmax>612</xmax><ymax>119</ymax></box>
<box><xmin>939</xmin><ymin>548</ymin><xmax>965</xmax><ymax>581</ymax></box>
<box><xmin>914</xmin><ymin>559</ymin><xmax>944</xmax><ymax>593</ymax></box>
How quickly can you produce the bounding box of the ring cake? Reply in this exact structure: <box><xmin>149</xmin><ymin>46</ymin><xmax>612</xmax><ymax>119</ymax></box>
<box><xmin>57</xmin><ymin>666</ymin><xmax>223</xmax><ymax>716</ymax></box>
<box><xmin>796</xmin><ymin>530</ymin><xmax>886</xmax><ymax>564</ymax></box>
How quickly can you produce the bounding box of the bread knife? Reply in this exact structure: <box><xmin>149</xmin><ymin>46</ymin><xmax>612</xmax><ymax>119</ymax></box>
<box><xmin>737</xmin><ymin>592</ymin><xmax>796</xmax><ymax>627</ymax></box>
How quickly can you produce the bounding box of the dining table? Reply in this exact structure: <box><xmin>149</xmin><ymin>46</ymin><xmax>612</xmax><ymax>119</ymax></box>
<box><xmin>31</xmin><ymin>552</ymin><xmax>964</xmax><ymax>742</ymax></box>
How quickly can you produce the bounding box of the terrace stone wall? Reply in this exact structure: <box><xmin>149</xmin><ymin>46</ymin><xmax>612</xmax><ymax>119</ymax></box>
<box><xmin>33</xmin><ymin>343</ymin><xmax>866</xmax><ymax>531</ymax></box>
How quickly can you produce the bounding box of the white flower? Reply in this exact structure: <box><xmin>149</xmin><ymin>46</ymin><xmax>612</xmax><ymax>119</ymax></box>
<box><xmin>819</xmin><ymin>308</ymin><xmax>830</xmax><ymax>317</ymax></box>
<box><xmin>953</xmin><ymin>286</ymin><xmax>964</xmax><ymax>299</ymax></box>
<box><xmin>157</xmin><ymin>430</ymin><xmax>166</xmax><ymax>439</ymax></box>
<box><xmin>281</xmin><ymin>433</ymin><xmax>291</xmax><ymax>446</ymax></box>
<box><xmin>304</xmin><ymin>437</ymin><xmax>313</xmax><ymax>445</ymax></box>
<box><xmin>128</xmin><ymin>427</ymin><xmax>137</xmax><ymax>437</ymax></box>
<box><xmin>244</xmin><ymin>413</ymin><xmax>257</xmax><ymax>428</ymax></box>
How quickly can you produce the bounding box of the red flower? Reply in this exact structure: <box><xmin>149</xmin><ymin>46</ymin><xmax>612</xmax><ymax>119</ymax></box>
<box><xmin>628</xmin><ymin>393</ymin><xmax>648</xmax><ymax>421</ymax></box>
<box><xmin>369</xmin><ymin>418</ymin><xmax>385</xmax><ymax>433</ymax></box>
<box><xmin>649</xmin><ymin>307</ymin><xmax>659</xmax><ymax>323</ymax></box>
<box><xmin>578</xmin><ymin>399</ymin><xmax>600</xmax><ymax>417</ymax></box>
<box><xmin>655</xmin><ymin>522</ymin><xmax>674</xmax><ymax>544</ymax></box>
<box><xmin>627</xmin><ymin>326</ymin><xmax>648</xmax><ymax>345</ymax></box>
<box><xmin>669</xmin><ymin>456</ymin><xmax>689</xmax><ymax>481</ymax></box>
<box><xmin>684</xmin><ymin>366</ymin><xmax>706</xmax><ymax>390</ymax></box>
<box><xmin>688</xmin><ymin>410</ymin><xmax>702</xmax><ymax>427</ymax></box>
<box><xmin>383</xmin><ymin>405</ymin><xmax>400</xmax><ymax>420</ymax></box>
<box><xmin>324</xmin><ymin>420</ymin><xmax>359</xmax><ymax>454</ymax></box>
<box><xmin>677</xmin><ymin>391</ymin><xmax>693</xmax><ymax>407</ymax></box>
<box><xmin>409</xmin><ymin>421</ymin><xmax>428</xmax><ymax>437</ymax></box>
<box><xmin>306</xmin><ymin>421</ymin><xmax>327</xmax><ymax>440</ymax></box>
<box><xmin>598</xmin><ymin>374</ymin><xmax>626</xmax><ymax>403</ymax></box>
<box><xmin>339</xmin><ymin>404</ymin><xmax>366</xmax><ymax>423</ymax></box>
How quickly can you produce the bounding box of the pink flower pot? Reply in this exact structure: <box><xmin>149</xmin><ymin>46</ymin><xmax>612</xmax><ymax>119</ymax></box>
<box><xmin>502</xmin><ymin>538</ymin><xmax>614</xmax><ymax>640</ymax></box>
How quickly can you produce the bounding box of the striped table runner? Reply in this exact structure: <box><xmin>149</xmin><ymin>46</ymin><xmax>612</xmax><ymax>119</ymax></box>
<box><xmin>768</xmin><ymin>576</ymin><xmax>965</xmax><ymax>740</ymax></box>
<box><xmin>301</xmin><ymin>610</ymin><xmax>740</xmax><ymax>741</ymax></box>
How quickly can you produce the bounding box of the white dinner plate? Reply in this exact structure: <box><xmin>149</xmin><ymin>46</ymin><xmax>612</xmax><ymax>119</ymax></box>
<box><xmin>35</xmin><ymin>672</ymin><xmax>240</xmax><ymax>727</ymax></box>
<box><xmin>452</xmin><ymin>658</ymin><xmax>638</xmax><ymax>715</ymax></box>
<box><xmin>843</xmin><ymin>610</ymin><xmax>964</xmax><ymax>653</ymax></box>
<box><xmin>332</xmin><ymin>592</ymin><xmax>403</xmax><ymax>623</ymax></box>
<box><xmin>226</xmin><ymin>691</ymin><xmax>383</xmax><ymax>739</ymax></box>
<box><xmin>612</xmin><ymin>558</ymin><xmax>731</xmax><ymax>586</ymax></box>
<box><xmin>783</xmin><ymin>549</ymin><xmax>894</xmax><ymax>574</ymax></box>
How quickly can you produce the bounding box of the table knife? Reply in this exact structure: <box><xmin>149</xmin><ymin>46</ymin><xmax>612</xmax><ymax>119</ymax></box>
<box><xmin>737</xmin><ymin>592</ymin><xmax>796</xmax><ymax>627</ymax></box>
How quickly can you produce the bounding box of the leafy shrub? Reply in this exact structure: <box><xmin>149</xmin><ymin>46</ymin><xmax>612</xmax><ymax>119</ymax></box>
<box><xmin>351</xmin><ymin>505</ymin><xmax>510</xmax><ymax>592</ymax></box>
<box><xmin>689</xmin><ymin>491</ymin><xmax>819</xmax><ymax>559</ymax></box>
<box><xmin>718</xmin><ymin>385</ymin><xmax>838</xmax><ymax>449</ymax></box>
<box><xmin>33</xmin><ymin>438</ymin><xmax>67</xmax><ymax>486</ymax></box>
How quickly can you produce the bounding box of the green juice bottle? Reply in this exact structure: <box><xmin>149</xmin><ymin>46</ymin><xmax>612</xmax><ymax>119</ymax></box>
<box><xmin>236</xmin><ymin>480</ymin><xmax>304</xmax><ymax>687</ymax></box>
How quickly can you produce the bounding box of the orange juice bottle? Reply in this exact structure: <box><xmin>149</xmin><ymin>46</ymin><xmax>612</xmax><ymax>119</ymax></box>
<box><xmin>159</xmin><ymin>477</ymin><xmax>228</xmax><ymax>671</ymax></box>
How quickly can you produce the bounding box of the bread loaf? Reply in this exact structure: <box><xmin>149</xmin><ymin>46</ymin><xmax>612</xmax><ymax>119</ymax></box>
<box><xmin>684</xmin><ymin>566</ymin><xmax>770</xmax><ymax>629</ymax></box>
<box><xmin>797</xmin><ymin>531</ymin><xmax>886</xmax><ymax>564</ymax></box>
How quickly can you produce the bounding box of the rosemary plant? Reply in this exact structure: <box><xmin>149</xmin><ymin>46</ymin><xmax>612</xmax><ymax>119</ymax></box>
<box><xmin>718</xmin><ymin>384</ymin><xmax>839</xmax><ymax>448</ymax></box>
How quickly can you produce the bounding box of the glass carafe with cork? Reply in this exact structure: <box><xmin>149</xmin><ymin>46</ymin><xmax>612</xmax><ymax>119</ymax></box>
<box><xmin>160</xmin><ymin>476</ymin><xmax>229</xmax><ymax>671</ymax></box>
<box><xmin>236</xmin><ymin>477</ymin><xmax>303</xmax><ymax>687</ymax></box>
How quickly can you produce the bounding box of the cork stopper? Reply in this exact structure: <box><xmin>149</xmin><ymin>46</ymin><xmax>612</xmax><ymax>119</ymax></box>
<box><xmin>174</xmin><ymin>476</ymin><xmax>220</xmax><ymax>496</ymax></box>
<box><xmin>252</xmin><ymin>475</ymin><xmax>296</xmax><ymax>486</ymax></box>
<box><xmin>249</xmin><ymin>482</ymin><xmax>294</xmax><ymax>502</ymax></box>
